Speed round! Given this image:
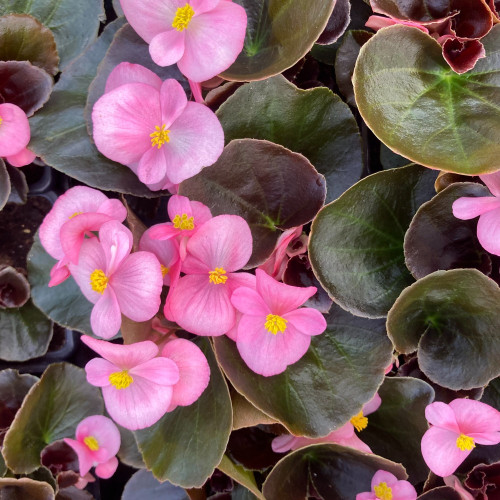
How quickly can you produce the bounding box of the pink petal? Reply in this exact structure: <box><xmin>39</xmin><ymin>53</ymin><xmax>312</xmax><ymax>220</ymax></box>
<box><xmin>80</xmin><ymin>335</ymin><xmax>159</xmax><ymax>369</ymax></box>
<box><xmin>97</xmin><ymin>199</ymin><xmax>127</xmax><ymax>221</ymax></box>
<box><xmin>138</xmin><ymin>145</ymin><xmax>168</xmax><ymax>185</ymax></box>
<box><xmin>231</xmin><ymin>286</ymin><xmax>271</xmax><ymax>316</ymax></box>
<box><xmin>452</xmin><ymin>196</ymin><xmax>500</xmax><ymax>220</ymax></box>
<box><xmin>365</xmin><ymin>15</ymin><xmax>429</xmax><ymax>33</ymax></box>
<box><xmin>224</xmin><ymin>270</ymin><xmax>256</xmax><ymax>293</ymax></box>
<box><xmin>421</xmin><ymin>426</ymin><xmax>471</xmax><ymax>477</ymax></box>
<box><xmin>0</xmin><ymin>103</ymin><xmax>30</xmax><ymax>156</ymax></box>
<box><xmin>449</xmin><ymin>398</ymin><xmax>500</xmax><ymax>434</ymax></box>
<box><xmin>334</xmin><ymin>429</ymin><xmax>372</xmax><ymax>454</ymax></box>
<box><xmin>178</xmin><ymin>1</ymin><xmax>247</xmax><ymax>82</ymax></box>
<box><xmin>110</xmin><ymin>251</ymin><xmax>162</xmax><ymax>322</ymax></box>
<box><xmin>95</xmin><ymin>456</ymin><xmax>118</xmax><ymax>479</ymax></box>
<box><xmin>150</xmin><ymin>29</ymin><xmax>186</xmax><ymax>67</ymax></box>
<box><xmin>92</xmin><ymin>83</ymin><xmax>161</xmax><ymax>165</ymax></box>
<box><xmin>444</xmin><ymin>475</ymin><xmax>475</xmax><ymax>500</ymax></box>
<box><xmin>48</xmin><ymin>260</ymin><xmax>70</xmax><ymax>287</ymax></box>
<box><xmin>162</xmin><ymin>338</ymin><xmax>210</xmax><ymax>410</ymax></box>
<box><xmin>91</xmin><ymin>288</ymin><xmax>122</xmax><ymax>339</ymax></box>
<box><xmin>389</xmin><ymin>481</ymin><xmax>417</xmax><ymax>499</ymax></box>
<box><xmin>371</xmin><ymin>470</ymin><xmax>399</xmax><ymax>489</ymax></box>
<box><xmin>76</xmin><ymin>415</ymin><xmax>121</xmax><ymax>458</ymax></box>
<box><xmin>105</xmin><ymin>62</ymin><xmax>163</xmax><ymax>94</ymax></box>
<box><xmin>477</xmin><ymin>208</ymin><xmax>500</xmax><ymax>256</ymax></box>
<box><xmin>189</xmin><ymin>79</ymin><xmax>204</xmax><ymax>103</ymax></box>
<box><xmin>271</xmin><ymin>434</ymin><xmax>298</xmax><ymax>453</ymax></box>
<box><xmin>356</xmin><ymin>493</ymin><xmax>376</xmax><ymax>500</ymax></box>
<box><xmin>160</xmin><ymin>79</ymin><xmax>189</xmax><ymax>126</ymax></box>
<box><xmin>63</xmin><ymin>438</ymin><xmax>94</xmax><ymax>477</ymax></box>
<box><xmin>149</xmin><ymin>223</ymin><xmax>180</xmax><ymax>241</ymax></box>
<box><xmin>99</xmin><ymin>220</ymin><xmax>133</xmax><ymax>275</ymax></box>
<box><xmin>189</xmin><ymin>0</ymin><xmax>222</xmax><ymax>14</ymax></box>
<box><xmin>363</xmin><ymin>392</ymin><xmax>382</xmax><ymax>416</ymax></box>
<box><xmin>480</xmin><ymin>171</ymin><xmax>500</xmax><ymax>197</ymax></box>
<box><xmin>282</xmin><ymin>308</ymin><xmax>326</xmax><ymax>336</ymax></box>
<box><xmin>85</xmin><ymin>358</ymin><xmax>117</xmax><ymax>387</ymax></box>
<box><xmin>129</xmin><ymin>357</ymin><xmax>180</xmax><ymax>386</ymax></box>
<box><xmin>467</xmin><ymin>431</ymin><xmax>500</xmax><ymax>445</ymax></box>
<box><xmin>425</xmin><ymin>401</ymin><xmax>461</xmax><ymax>433</ymax></box>
<box><xmin>167</xmin><ymin>195</ymin><xmax>212</xmax><ymax>226</ymax></box>
<box><xmin>6</xmin><ymin>147</ymin><xmax>35</xmax><ymax>167</ymax></box>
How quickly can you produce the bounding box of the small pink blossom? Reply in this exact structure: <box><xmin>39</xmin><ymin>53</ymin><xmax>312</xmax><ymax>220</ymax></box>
<box><xmin>452</xmin><ymin>171</ymin><xmax>500</xmax><ymax>256</ymax></box>
<box><xmin>0</xmin><ymin>103</ymin><xmax>36</xmax><ymax>167</ymax></box>
<box><xmin>356</xmin><ymin>470</ymin><xmax>417</xmax><ymax>500</ymax></box>
<box><xmin>421</xmin><ymin>399</ymin><xmax>500</xmax><ymax>477</ymax></box>
<box><xmin>443</xmin><ymin>475</ymin><xmax>475</xmax><ymax>500</ymax></box>
<box><xmin>119</xmin><ymin>0</ymin><xmax>247</xmax><ymax>82</ymax></box>
<box><xmin>82</xmin><ymin>336</ymin><xmax>180</xmax><ymax>430</ymax></box>
<box><xmin>231</xmin><ymin>269</ymin><xmax>327</xmax><ymax>376</ymax></box>
<box><xmin>63</xmin><ymin>415</ymin><xmax>121</xmax><ymax>480</ymax></box>
<box><xmin>69</xmin><ymin>221</ymin><xmax>162</xmax><ymax>339</ymax></box>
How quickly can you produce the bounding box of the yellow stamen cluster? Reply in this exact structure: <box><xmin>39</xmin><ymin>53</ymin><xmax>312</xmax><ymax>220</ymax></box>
<box><xmin>173</xmin><ymin>213</ymin><xmax>194</xmax><ymax>230</ymax></box>
<box><xmin>0</xmin><ymin>117</ymin><xmax>3</xmax><ymax>126</ymax></box>
<box><xmin>69</xmin><ymin>211</ymin><xmax>82</xmax><ymax>219</ymax></box>
<box><xmin>172</xmin><ymin>3</ymin><xmax>195</xmax><ymax>31</ymax></box>
<box><xmin>374</xmin><ymin>482</ymin><xmax>392</xmax><ymax>500</ymax></box>
<box><xmin>109</xmin><ymin>370</ymin><xmax>134</xmax><ymax>390</ymax></box>
<box><xmin>84</xmin><ymin>436</ymin><xmax>100</xmax><ymax>451</ymax></box>
<box><xmin>350</xmin><ymin>411</ymin><xmax>368</xmax><ymax>432</ymax></box>
<box><xmin>90</xmin><ymin>269</ymin><xmax>108</xmax><ymax>294</ymax></box>
<box><xmin>161</xmin><ymin>265</ymin><xmax>170</xmax><ymax>277</ymax></box>
<box><xmin>264</xmin><ymin>314</ymin><xmax>288</xmax><ymax>335</ymax></box>
<box><xmin>209</xmin><ymin>267</ymin><xmax>227</xmax><ymax>285</ymax></box>
<box><xmin>150</xmin><ymin>124</ymin><xmax>170</xmax><ymax>149</ymax></box>
<box><xmin>456</xmin><ymin>433</ymin><xmax>475</xmax><ymax>451</ymax></box>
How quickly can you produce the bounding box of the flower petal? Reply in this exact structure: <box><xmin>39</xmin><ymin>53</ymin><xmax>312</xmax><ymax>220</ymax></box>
<box><xmin>271</xmin><ymin>434</ymin><xmax>298</xmax><ymax>453</ymax></box>
<box><xmin>231</xmin><ymin>286</ymin><xmax>271</xmax><ymax>316</ymax></box>
<box><xmin>425</xmin><ymin>401</ymin><xmax>460</xmax><ymax>433</ymax></box>
<box><xmin>467</xmin><ymin>431</ymin><xmax>500</xmax><ymax>445</ymax></box>
<box><xmin>452</xmin><ymin>196</ymin><xmax>500</xmax><ymax>220</ymax></box>
<box><xmin>389</xmin><ymin>480</ymin><xmax>417</xmax><ymax>499</ymax></box>
<box><xmin>85</xmin><ymin>358</ymin><xmax>116</xmax><ymax>387</ymax></box>
<box><xmin>167</xmin><ymin>195</ymin><xmax>212</xmax><ymax>227</ymax></box>
<box><xmin>363</xmin><ymin>392</ymin><xmax>382</xmax><ymax>416</ymax></box>
<box><xmin>137</xmin><ymin>145</ymin><xmax>168</xmax><ymax>185</ymax></box>
<box><xmin>480</xmin><ymin>171</ymin><xmax>500</xmax><ymax>197</ymax></box>
<box><xmin>105</xmin><ymin>62</ymin><xmax>163</xmax><ymax>93</ymax></box>
<box><xmin>95</xmin><ymin>456</ymin><xmax>119</xmax><ymax>479</ymax></box>
<box><xmin>129</xmin><ymin>357</ymin><xmax>180</xmax><ymax>386</ymax></box>
<box><xmin>150</xmin><ymin>29</ymin><xmax>186</xmax><ymax>67</ymax></box>
<box><xmin>6</xmin><ymin>148</ymin><xmax>35</xmax><ymax>167</ymax></box>
<box><xmin>99</xmin><ymin>220</ymin><xmax>133</xmax><ymax>275</ymax></box>
<box><xmin>76</xmin><ymin>415</ymin><xmax>121</xmax><ymax>458</ymax></box>
<box><xmin>91</xmin><ymin>288</ymin><xmax>122</xmax><ymax>339</ymax></box>
<box><xmin>160</xmin><ymin>79</ymin><xmax>188</xmax><ymax>126</ymax></box>
<box><xmin>371</xmin><ymin>470</ymin><xmax>399</xmax><ymax>489</ymax></box>
<box><xmin>477</xmin><ymin>208</ymin><xmax>500</xmax><ymax>256</ymax></box>
<box><xmin>97</xmin><ymin>198</ymin><xmax>127</xmax><ymax>221</ymax></box>
<box><xmin>0</xmin><ymin>103</ymin><xmax>30</xmax><ymax>156</ymax></box>
<box><xmin>282</xmin><ymin>308</ymin><xmax>326</xmax><ymax>336</ymax></box>
<box><xmin>449</xmin><ymin>398</ymin><xmax>500</xmax><ymax>434</ymax></box>
<box><xmin>63</xmin><ymin>438</ymin><xmax>94</xmax><ymax>477</ymax></box>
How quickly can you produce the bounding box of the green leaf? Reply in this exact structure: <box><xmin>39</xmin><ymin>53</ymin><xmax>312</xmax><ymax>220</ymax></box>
<box><xmin>135</xmin><ymin>339</ymin><xmax>232</xmax><ymax>488</ymax></box>
<box><xmin>309</xmin><ymin>164</ymin><xmax>437</xmax><ymax>318</ymax></box>
<box><xmin>29</xmin><ymin>18</ymin><xmax>156</xmax><ymax>197</ymax></box>
<box><xmin>221</xmin><ymin>0</ymin><xmax>336</xmax><ymax>81</ymax></box>
<box><xmin>6</xmin><ymin>163</ymin><xmax>27</xmax><ymax>204</ymax></box>
<box><xmin>0</xmin><ymin>478</ymin><xmax>54</xmax><ymax>499</ymax></box>
<box><xmin>28</xmin><ymin>232</ymin><xmax>93</xmax><ymax>335</ymax></box>
<box><xmin>217</xmin><ymin>455</ymin><xmax>264</xmax><ymax>500</ymax></box>
<box><xmin>354</xmin><ymin>25</ymin><xmax>500</xmax><ymax>175</ymax></box>
<box><xmin>482</xmin><ymin>377</ymin><xmax>500</xmax><ymax>412</ymax></box>
<box><xmin>362</xmin><ymin>377</ymin><xmax>435</xmax><ymax>484</ymax></box>
<box><xmin>0</xmin><ymin>159</ymin><xmax>9</xmax><ymax>211</ymax></box>
<box><xmin>117</xmin><ymin>424</ymin><xmax>145</xmax><ymax>469</ymax></box>
<box><xmin>122</xmin><ymin>470</ymin><xmax>189</xmax><ymax>500</ymax></box>
<box><xmin>262</xmin><ymin>444</ymin><xmax>407</xmax><ymax>500</ymax></box>
<box><xmin>0</xmin><ymin>0</ymin><xmax>104</xmax><ymax>69</ymax></box>
<box><xmin>180</xmin><ymin>139</ymin><xmax>326</xmax><ymax>267</ymax></box>
<box><xmin>387</xmin><ymin>269</ymin><xmax>500</xmax><ymax>390</ymax></box>
<box><xmin>216</xmin><ymin>75</ymin><xmax>363</xmax><ymax>202</ymax></box>
<box><xmin>3</xmin><ymin>363</ymin><xmax>103</xmax><ymax>473</ymax></box>
<box><xmin>213</xmin><ymin>303</ymin><xmax>392</xmax><ymax>437</ymax></box>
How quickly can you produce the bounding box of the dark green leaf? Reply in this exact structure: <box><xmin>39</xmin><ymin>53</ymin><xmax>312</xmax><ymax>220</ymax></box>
<box><xmin>0</xmin><ymin>478</ymin><xmax>54</xmax><ymax>499</ymax></box>
<box><xmin>482</xmin><ymin>377</ymin><xmax>500</xmax><ymax>411</ymax></box>
<box><xmin>6</xmin><ymin>163</ymin><xmax>27</xmax><ymax>205</ymax></box>
<box><xmin>122</xmin><ymin>470</ymin><xmax>189</xmax><ymax>500</ymax></box>
<box><xmin>0</xmin><ymin>265</ymin><xmax>30</xmax><ymax>308</ymax></box>
<box><xmin>217</xmin><ymin>455</ymin><xmax>264</xmax><ymax>500</ymax></box>
<box><xmin>418</xmin><ymin>487</ymin><xmax>462</xmax><ymax>500</ymax></box>
<box><xmin>316</xmin><ymin>0</ymin><xmax>350</xmax><ymax>45</ymax></box>
<box><xmin>0</xmin><ymin>160</ymin><xmax>9</xmax><ymax>211</ymax></box>
<box><xmin>117</xmin><ymin>424</ymin><xmax>145</xmax><ymax>469</ymax></box>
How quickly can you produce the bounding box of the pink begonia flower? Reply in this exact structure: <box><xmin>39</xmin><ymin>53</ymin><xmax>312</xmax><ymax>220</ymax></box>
<box><xmin>166</xmin><ymin>214</ymin><xmax>255</xmax><ymax>336</ymax></box>
<box><xmin>149</xmin><ymin>194</ymin><xmax>212</xmax><ymax>260</ymax></box>
<box><xmin>272</xmin><ymin>393</ymin><xmax>381</xmax><ymax>454</ymax></box>
<box><xmin>231</xmin><ymin>269</ymin><xmax>327</xmax><ymax>376</ymax></box>
<box><xmin>444</xmin><ymin>475</ymin><xmax>475</xmax><ymax>500</ymax></box>
<box><xmin>63</xmin><ymin>415</ymin><xmax>121</xmax><ymax>480</ymax></box>
<box><xmin>82</xmin><ymin>336</ymin><xmax>180</xmax><ymax>430</ymax></box>
<box><xmin>92</xmin><ymin>64</ymin><xmax>224</xmax><ymax>191</ymax></box>
<box><xmin>40</xmin><ymin>186</ymin><xmax>127</xmax><ymax>286</ymax></box>
<box><xmin>119</xmin><ymin>0</ymin><xmax>247</xmax><ymax>82</ymax></box>
<box><xmin>356</xmin><ymin>470</ymin><xmax>417</xmax><ymax>500</ymax></box>
<box><xmin>421</xmin><ymin>399</ymin><xmax>500</xmax><ymax>477</ymax></box>
<box><xmin>69</xmin><ymin>221</ymin><xmax>162</xmax><ymax>339</ymax></box>
<box><xmin>452</xmin><ymin>171</ymin><xmax>500</xmax><ymax>256</ymax></box>
<box><xmin>0</xmin><ymin>103</ymin><xmax>36</xmax><ymax>167</ymax></box>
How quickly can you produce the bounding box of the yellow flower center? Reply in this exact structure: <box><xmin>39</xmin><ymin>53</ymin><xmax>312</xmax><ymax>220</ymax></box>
<box><xmin>150</xmin><ymin>124</ymin><xmax>170</xmax><ymax>149</ymax></box>
<box><xmin>83</xmin><ymin>436</ymin><xmax>99</xmax><ymax>451</ymax></box>
<box><xmin>172</xmin><ymin>3</ymin><xmax>195</xmax><ymax>31</ymax></box>
<box><xmin>109</xmin><ymin>370</ymin><xmax>134</xmax><ymax>390</ymax></box>
<box><xmin>209</xmin><ymin>267</ymin><xmax>227</xmax><ymax>285</ymax></box>
<box><xmin>90</xmin><ymin>269</ymin><xmax>108</xmax><ymax>294</ymax></box>
<box><xmin>0</xmin><ymin>117</ymin><xmax>3</xmax><ymax>126</ymax></box>
<box><xmin>161</xmin><ymin>265</ymin><xmax>170</xmax><ymax>277</ymax></box>
<box><xmin>374</xmin><ymin>482</ymin><xmax>392</xmax><ymax>500</ymax></box>
<box><xmin>456</xmin><ymin>433</ymin><xmax>475</xmax><ymax>451</ymax></box>
<box><xmin>69</xmin><ymin>211</ymin><xmax>82</xmax><ymax>219</ymax></box>
<box><xmin>173</xmin><ymin>213</ymin><xmax>194</xmax><ymax>230</ymax></box>
<box><xmin>350</xmin><ymin>411</ymin><xmax>368</xmax><ymax>432</ymax></box>
<box><xmin>264</xmin><ymin>314</ymin><xmax>288</xmax><ymax>335</ymax></box>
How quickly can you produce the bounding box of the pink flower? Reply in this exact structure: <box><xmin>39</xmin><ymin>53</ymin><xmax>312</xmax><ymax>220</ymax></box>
<box><xmin>166</xmin><ymin>214</ymin><xmax>254</xmax><ymax>336</ymax></box>
<box><xmin>40</xmin><ymin>186</ymin><xmax>127</xmax><ymax>286</ymax></box>
<box><xmin>119</xmin><ymin>0</ymin><xmax>247</xmax><ymax>82</ymax></box>
<box><xmin>63</xmin><ymin>415</ymin><xmax>121</xmax><ymax>479</ymax></box>
<box><xmin>272</xmin><ymin>393</ymin><xmax>381</xmax><ymax>454</ymax></box>
<box><xmin>82</xmin><ymin>336</ymin><xmax>180</xmax><ymax>430</ymax></box>
<box><xmin>421</xmin><ymin>399</ymin><xmax>500</xmax><ymax>477</ymax></box>
<box><xmin>230</xmin><ymin>269</ymin><xmax>327</xmax><ymax>376</ymax></box>
<box><xmin>443</xmin><ymin>475</ymin><xmax>475</xmax><ymax>500</ymax></box>
<box><xmin>92</xmin><ymin>63</ymin><xmax>224</xmax><ymax>191</ymax></box>
<box><xmin>0</xmin><ymin>103</ymin><xmax>36</xmax><ymax>167</ymax></box>
<box><xmin>452</xmin><ymin>171</ymin><xmax>500</xmax><ymax>256</ymax></box>
<box><xmin>69</xmin><ymin>221</ymin><xmax>163</xmax><ymax>339</ymax></box>
<box><xmin>356</xmin><ymin>470</ymin><xmax>417</xmax><ymax>500</ymax></box>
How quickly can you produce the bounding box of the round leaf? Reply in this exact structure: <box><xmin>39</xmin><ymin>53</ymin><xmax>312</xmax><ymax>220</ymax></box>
<box><xmin>316</xmin><ymin>0</ymin><xmax>351</xmax><ymax>45</ymax></box>
<box><xmin>216</xmin><ymin>75</ymin><xmax>363</xmax><ymax>202</ymax></box>
<box><xmin>122</xmin><ymin>470</ymin><xmax>189</xmax><ymax>500</ymax></box>
<box><xmin>180</xmin><ymin>139</ymin><xmax>326</xmax><ymax>267</ymax></box>
<box><xmin>418</xmin><ymin>487</ymin><xmax>462</xmax><ymax>500</ymax></box>
<box><xmin>387</xmin><ymin>269</ymin><xmax>500</xmax><ymax>390</ymax></box>
<box><xmin>309</xmin><ymin>164</ymin><xmax>437</xmax><ymax>318</ymax></box>
<box><xmin>482</xmin><ymin>377</ymin><xmax>500</xmax><ymax>412</ymax></box>
<box><xmin>0</xmin><ymin>159</ymin><xmax>9</xmax><ymax>211</ymax></box>
<box><xmin>5</xmin><ymin>163</ymin><xmax>27</xmax><ymax>205</ymax></box>
<box><xmin>221</xmin><ymin>0</ymin><xmax>336</xmax><ymax>81</ymax></box>
<box><xmin>354</xmin><ymin>25</ymin><xmax>500</xmax><ymax>175</ymax></box>
<box><xmin>0</xmin><ymin>265</ymin><xmax>30</xmax><ymax>309</ymax></box>
<box><xmin>0</xmin><ymin>478</ymin><xmax>54</xmax><ymax>500</ymax></box>
<box><xmin>213</xmin><ymin>303</ymin><xmax>392</xmax><ymax>437</ymax></box>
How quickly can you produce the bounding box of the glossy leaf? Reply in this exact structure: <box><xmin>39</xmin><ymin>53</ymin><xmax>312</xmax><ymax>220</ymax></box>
<box><xmin>213</xmin><ymin>302</ymin><xmax>392</xmax><ymax>437</ymax></box>
<box><xmin>0</xmin><ymin>0</ymin><xmax>104</xmax><ymax>69</ymax></box>
<box><xmin>6</xmin><ymin>163</ymin><xmax>27</xmax><ymax>204</ymax></box>
<box><xmin>354</xmin><ymin>25</ymin><xmax>500</xmax><ymax>175</ymax></box>
<box><xmin>231</xmin><ymin>392</ymin><xmax>276</xmax><ymax>430</ymax></box>
<box><xmin>482</xmin><ymin>377</ymin><xmax>500</xmax><ymax>411</ymax></box>
<box><xmin>262</xmin><ymin>444</ymin><xmax>407</xmax><ymax>500</ymax></box>
<box><xmin>221</xmin><ymin>0</ymin><xmax>336</xmax><ymax>81</ymax></box>
<box><xmin>218</xmin><ymin>455</ymin><xmax>264</xmax><ymax>499</ymax></box>
<box><xmin>0</xmin><ymin>160</ymin><xmax>8</xmax><ymax>211</ymax></box>
<box><xmin>418</xmin><ymin>487</ymin><xmax>462</xmax><ymax>500</ymax></box>
<box><xmin>216</xmin><ymin>75</ymin><xmax>362</xmax><ymax>202</ymax></box>
<box><xmin>117</xmin><ymin>424</ymin><xmax>145</xmax><ymax>469</ymax></box>
<box><xmin>3</xmin><ymin>363</ymin><xmax>103</xmax><ymax>473</ymax></box>
<box><xmin>0</xmin><ymin>265</ymin><xmax>30</xmax><ymax>308</ymax></box>
<box><xmin>370</xmin><ymin>0</ymin><xmax>451</xmax><ymax>22</ymax></box>
<box><xmin>0</xmin><ymin>478</ymin><xmax>54</xmax><ymax>499</ymax></box>
<box><xmin>180</xmin><ymin>139</ymin><xmax>326</xmax><ymax>267</ymax></box>
<box><xmin>309</xmin><ymin>164</ymin><xmax>437</xmax><ymax>318</ymax></box>
<box><xmin>122</xmin><ymin>470</ymin><xmax>189</xmax><ymax>500</ymax></box>
<box><xmin>404</xmin><ymin>183</ymin><xmax>492</xmax><ymax>280</ymax></box>
<box><xmin>387</xmin><ymin>269</ymin><xmax>500</xmax><ymax>389</ymax></box>
<box><xmin>135</xmin><ymin>339</ymin><xmax>232</xmax><ymax>487</ymax></box>
<box><xmin>317</xmin><ymin>0</ymin><xmax>351</xmax><ymax>45</ymax></box>
<box><xmin>28</xmin><ymin>18</ymin><xmax>156</xmax><ymax>197</ymax></box>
